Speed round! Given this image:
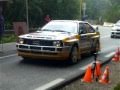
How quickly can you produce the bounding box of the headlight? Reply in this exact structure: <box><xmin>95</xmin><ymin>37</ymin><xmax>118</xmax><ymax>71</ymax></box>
<box><xmin>53</xmin><ymin>41</ymin><xmax>62</xmax><ymax>47</ymax></box>
<box><xmin>19</xmin><ymin>38</ymin><xmax>24</xmax><ymax>44</ymax></box>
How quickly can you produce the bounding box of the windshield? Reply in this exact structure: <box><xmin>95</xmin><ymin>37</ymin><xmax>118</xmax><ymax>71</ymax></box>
<box><xmin>115</xmin><ymin>20</ymin><xmax>120</xmax><ymax>26</ymax></box>
<box><xmin>41</xmin><ymin>21</ymin><xmax>78</xmax><ymax>33</ymax></box>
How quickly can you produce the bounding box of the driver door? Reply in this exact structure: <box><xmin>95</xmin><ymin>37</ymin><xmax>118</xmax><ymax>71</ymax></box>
<box><xmin>78</xmin><ymin>23</ymin><xmax>90</xmax><ymax>54</ymax></box>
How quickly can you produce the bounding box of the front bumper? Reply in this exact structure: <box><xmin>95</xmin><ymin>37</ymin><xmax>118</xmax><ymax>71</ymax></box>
<box><xmin>16</xmin><ymin>44</ymin><xmax>71</xmax><ymax>60</ymax></box>
<box><xmin>111</xmin><ymin>31</ymin><xmax>120</xmax><ymax>37</ymax></box>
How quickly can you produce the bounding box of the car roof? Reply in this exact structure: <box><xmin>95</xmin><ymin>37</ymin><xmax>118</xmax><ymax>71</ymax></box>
<box><xmin>50</xmin><ymin>20</ymin><xmax>88</xmax><ymax>24</ymax></box>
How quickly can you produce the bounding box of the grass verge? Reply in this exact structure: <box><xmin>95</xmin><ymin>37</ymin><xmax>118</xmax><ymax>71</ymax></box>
<box><xmin>114</xmin><ymin>83</ymin><xmax>120</xmax><ymax>90</ymax></box>
<box><xmin>1</xmin><ymin>34</ymin><xmax>17</xmax><ymax>43</ymax></box>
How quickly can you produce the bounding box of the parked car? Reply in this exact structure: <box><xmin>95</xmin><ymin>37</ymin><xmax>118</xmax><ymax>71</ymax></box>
<box><xmin>16</xmin><ymin>20</ymin><xmax>100</xmax><ymax>64</ymax></box>
<box><xmin>111</xmin><ymin>20</ymin><xmax>120</xmax><ymax>38</ymax></box>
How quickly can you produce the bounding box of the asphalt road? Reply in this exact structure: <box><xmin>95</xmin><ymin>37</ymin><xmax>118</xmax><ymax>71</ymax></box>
<box><xmin>0</xmin><ymin>26</ymin><xmax>120</xmax><ymax>90</ymax></box>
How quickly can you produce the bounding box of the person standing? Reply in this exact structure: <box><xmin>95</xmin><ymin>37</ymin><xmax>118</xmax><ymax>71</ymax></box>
<box><xmin>0</xmin><ymin>7</ymin><xmax>4</xmax><ymax>41</ymax></box>
<box><xmin>44</xmin><ymin>14</ymin><xmax>51</xmax><ymax>24</ymax></box>
<box><xmin>0</xmin><ymin>7</ymin><xmax>4</xmax><ymax>52</ymax></box>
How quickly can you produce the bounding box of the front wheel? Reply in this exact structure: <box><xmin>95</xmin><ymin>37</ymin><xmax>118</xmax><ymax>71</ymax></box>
<box><xmin>111</xmin><ymin>35</ymin><xmax>114</xmax><ymax>38</ymax></box>
<box><xmin>69</xmin><ymin>46</ymin><xmax>79</xmax><ymax>64</ymax></box>
<box><xmin>22</xmin><ymin>57</ymin><xmax>31</xmax><ymax>61</ymax></box>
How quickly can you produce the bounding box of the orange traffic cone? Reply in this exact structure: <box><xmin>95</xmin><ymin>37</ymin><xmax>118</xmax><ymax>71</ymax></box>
<box><xmin>94</xmin><ymin>61</ymin><xmax>102</xmax><ymax>79</ymax></box>
<box><xmin>112</xmin><ymin>48</ymin><xmax>120</xmax><ymax>62</ymax></box>
<box><xmin>112</xmin><ymin>54</ymin><xmax>120</xmax><ymax>62</ymax></box>
<box><xmin>81</xmin><ymin>65</ymin><xmax>93</xmax><ymax>83</ymax></box>
<box><xmin>99</xmin><ymin>66</ymin><xmax>110</xmax><ymax>84</ymax></box>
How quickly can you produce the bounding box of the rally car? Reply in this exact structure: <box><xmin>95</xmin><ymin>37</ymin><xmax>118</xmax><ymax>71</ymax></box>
<box><xmin>16</xmin><ymin>20</ymin><xmax>100</xmax><ymax>64</ymax></box>
<box><xmin>111</xmin><ymin>20</ymin><xmax>120</xmax><ymax>38</ymax></box>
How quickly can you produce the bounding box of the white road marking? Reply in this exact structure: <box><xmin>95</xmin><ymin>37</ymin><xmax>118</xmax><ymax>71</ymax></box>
<box><xmin>34</xmin><ymin>78</ymin><xmax>65</xmax><ymax>90</ymax></box>
<box><xmin>0</xmin><ymin>54</ymin><xmax>17</xmax><ymax>59</ymax></box>
<box><xmin>105</xmin><ymin>52</ymin><xmax>115</xmax><ymax>58</ymax></box>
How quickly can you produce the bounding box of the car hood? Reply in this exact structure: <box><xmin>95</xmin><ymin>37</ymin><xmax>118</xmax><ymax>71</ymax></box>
<box><xmin>112</xmin><ymin>25</ymin><xmax>120</xmax><ymax>30</ymax></box>
<box><xmin>19</xmin><ymin>31</ymin><xmax>77</xmax><ymax>40</ymax></box>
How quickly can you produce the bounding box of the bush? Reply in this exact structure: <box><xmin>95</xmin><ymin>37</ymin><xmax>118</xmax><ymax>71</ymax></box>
<box><xmin>114</xmin><ymin>83</ymin><xmax>120</xmax><ymax>90</ymax></box>
<box><xmin>1</xmin><ymin>34</ymin><xmax>17</xmax><ymax>43</ymax></box>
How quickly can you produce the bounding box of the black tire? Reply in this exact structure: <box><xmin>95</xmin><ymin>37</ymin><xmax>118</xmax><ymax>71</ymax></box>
<box><xmin>111</xmin><ymin>35</ymin><xmax>114</xmax><ymax>38</ymax></box>
<box><xmin>69</xmin><ymin>46</ymin><xmax>79</xmax><ymax>64</ymax></box>
<box><xmin>22</xmin><ymin>57</ymin><xmax>31</xmax><ymax>61</ymax></box>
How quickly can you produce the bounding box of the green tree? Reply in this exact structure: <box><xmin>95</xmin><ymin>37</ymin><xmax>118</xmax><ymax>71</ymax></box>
<box><xmin>6</xmin><ymin>0</ymin><xmax>115</xmax><ymax>28</ymax></box>
<box><xmin>105</xmin><ymin>0</ymin><xmax>120</xmax><ymax>22</ymax></box>
<box><xmin>5</xmin><ymin>0</ymin><xmax>81</xmax><ymax>28</ymax></box>
<box><xmin>4</xmin><ymin>0</ymin><xmax>26</xmax><ymax>29</ymax></box>
<box><xmin>86</xmin><ymin>0</ymin><xmax>109</xmax><ymax>20</ymax></box>
<box><xmin>56</xmin><ymin>0</ymin><xmax>80</xmax><ymax>20</ymax></box>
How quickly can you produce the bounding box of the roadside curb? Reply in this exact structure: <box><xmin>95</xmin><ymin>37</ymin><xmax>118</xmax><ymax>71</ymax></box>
<box><xmin>0</xmin><ymin>50</ymin><xmax>17</xmax><ymax>57</ymax></box>
<box><xmin>47</xmin><ymin>55</ymin><xmax>113</xmax><ymax>90</ymax></box>
<box><xmin>0</xmin><ymin>42</ymin><xmax>16</xmax><ymax>57</ymax></box>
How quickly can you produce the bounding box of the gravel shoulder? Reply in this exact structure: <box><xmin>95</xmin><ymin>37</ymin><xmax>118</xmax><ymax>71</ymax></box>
<box><xmin>59</xmin><ymin>61</ymin><xmax>120</xmax><ymax>90</ymax></box>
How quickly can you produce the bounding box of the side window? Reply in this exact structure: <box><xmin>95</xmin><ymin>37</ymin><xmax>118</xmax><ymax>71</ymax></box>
<box><xmin>85</xmin><ymin>23</ymin><xmax>95</xmax><ymax>33</ymax></box>
<box><xmin>79</xmin><ymin>23</ymin><xmax>87</xmax><ymax>34</ymax></box>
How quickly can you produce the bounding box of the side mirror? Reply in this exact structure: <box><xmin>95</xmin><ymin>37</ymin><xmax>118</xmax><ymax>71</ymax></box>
<box><xmin>96</xmin><ymin>26</ymin><xmax>98</xmax><ymax>31</ymax></box>
<box><xmin>92</xmin><ymin>25</ymin><xmax>99</xmax><ymax>31</ymax></box>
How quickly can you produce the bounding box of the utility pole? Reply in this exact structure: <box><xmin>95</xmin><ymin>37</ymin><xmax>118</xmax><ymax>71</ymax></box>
<box><xmin>80</xmin><ymin>0</ymin><xmax>86</xmax><ymax>20</ymax></box>
<box><xmin>26</xmin><ymin>0</ymin><xmax>29</xmax><ymax>32</ymax></box>
<box><xmin>82</xmin><ymin>2</ymin><xmax>86</xmax><ymax>19</ymax></box>
<box><xmin>80</xmin><ymin>0</ymin><xmax>83</xmax><ymax>20</ymax></box>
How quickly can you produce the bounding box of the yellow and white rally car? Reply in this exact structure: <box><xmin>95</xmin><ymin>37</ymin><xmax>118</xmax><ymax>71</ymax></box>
<box><xmin>16</xmin><ymin>20</ymin><xmax>100</xmax><ymax>64</ymax></box>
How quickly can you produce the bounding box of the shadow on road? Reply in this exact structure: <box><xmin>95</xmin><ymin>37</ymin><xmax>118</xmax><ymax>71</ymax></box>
<box><xmin>19</xmin><ymin>53</ymin><xmax>95</xmax><ymax>68</ymax></box>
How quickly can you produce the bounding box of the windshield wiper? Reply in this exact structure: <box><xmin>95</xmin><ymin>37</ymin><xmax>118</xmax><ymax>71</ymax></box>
<box><xmin>41</xmin><ymin>29</ymin><xmax>52</xmax><ymax>31</ymax></box>
<box><xmin>53</xmin><ymin>30</ymin><xmax>70</xmax><ymax>33</ymax></box>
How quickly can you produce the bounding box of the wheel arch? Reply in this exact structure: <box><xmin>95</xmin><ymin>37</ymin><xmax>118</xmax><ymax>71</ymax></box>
<box><xmin>69</xmin><ymin>42</ymin><xmax>81</xmax><ymax>61</ymax></box>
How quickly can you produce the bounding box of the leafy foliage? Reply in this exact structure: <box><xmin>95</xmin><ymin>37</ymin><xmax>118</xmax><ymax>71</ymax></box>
<box><xmin>114</xmin><ymin>83</ymin><xmax>120</xmax><ymax>90</ymax></box>
<box><xmin>2</xmin><ymin>34</ymin><xmax>16</xmax><ymax>43</ymax></box>
<box><xmin>104</xmin><ymin>0</ymin><xmax>120</xmax><ymax>22</ymax></box>
<box><xmin>4</xmin><ymin>0</ymin><xmax>80</xmax><ymax>28</ymax></box>
<box><xmin>3</xmin><ymin>0</ymin><xmax>120</xmax><ymax>29</ymax></box>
